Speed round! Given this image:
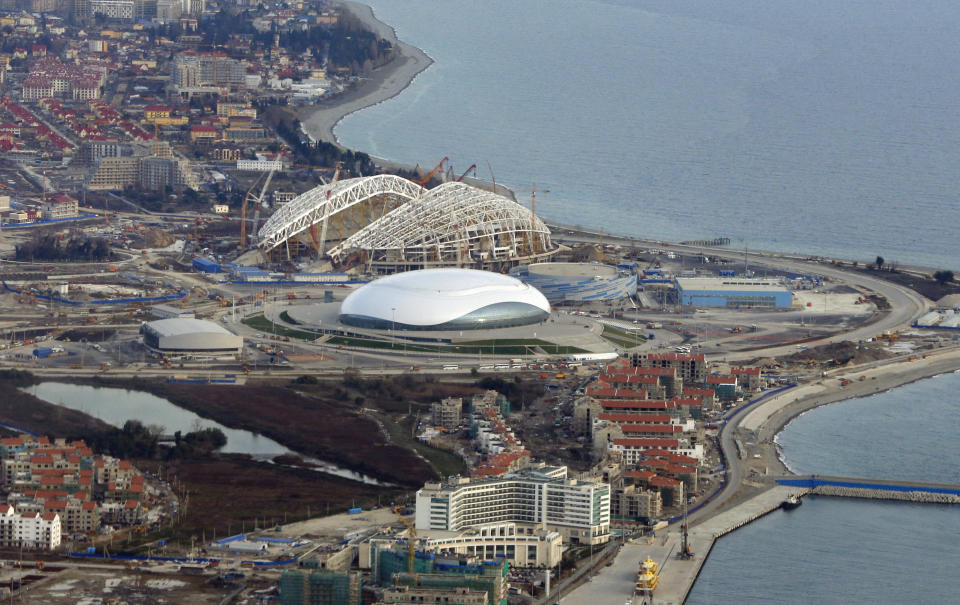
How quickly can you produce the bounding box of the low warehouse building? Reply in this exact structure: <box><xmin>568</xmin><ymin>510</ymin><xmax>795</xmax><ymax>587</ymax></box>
<box><xmin>674</xmin><ymin>277</ymin><xmax>792</xmax><ymax>308</ymax></box>
<box><xmin>140</xmin><ymin>318</ymin><xmax>242</xmax><ymax>356</ymax></box>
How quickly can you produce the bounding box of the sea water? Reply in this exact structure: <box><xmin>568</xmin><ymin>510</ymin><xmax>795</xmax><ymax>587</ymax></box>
<box><xmin>336</xmin><ymin>0</ymin><xmax>960</xmax><ymax>271</ymax></box>
<box><xmin>688</xmin><ymin>370</ymin><xmax>960</xmax><ymax>602</ymax></box>
<box><xmin>335</xmin><ymin>1</ymin><xmax>960</xmax><ymax>598</ymax></box>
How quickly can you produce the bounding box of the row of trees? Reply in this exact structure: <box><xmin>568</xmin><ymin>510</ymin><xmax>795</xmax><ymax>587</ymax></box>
<box><xmin>81</xmin><ymin>420</ymin><xmax>227</xmax><ymax>461</ymax></box>
<box><xmin>274</xmin><ymin>118</ymin><xmax>377</xmax><ymax>176</ymax></box>
<box><xmin>876</xmin><ymin>255</ymin><xmax>954</xmax><ymax>284</ymax></box>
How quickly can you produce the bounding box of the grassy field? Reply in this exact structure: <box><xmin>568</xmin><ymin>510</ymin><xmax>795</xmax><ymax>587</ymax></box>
<box><xmin>279</xmin><ymin>310</ymin><xmax>301</xmax><ymax>325</ymax></box>
<box><xmin>375</xmin><ymin>412</ymin><xmax>467</xmax><ymax>477</ymax></box>
<box><xmin>243</xmin><ymin>313</ymin><xmax>319</xmax><ymax>340</ymax></box>
<box><xmin>600</xmin><ymin>325</ymin><xmax>646</xmax><ymax>349</ymax></box>
<box><xmin>0</xmin><ymin>373</ymin><xmax>398</xmax><ymax>539</ymax></box>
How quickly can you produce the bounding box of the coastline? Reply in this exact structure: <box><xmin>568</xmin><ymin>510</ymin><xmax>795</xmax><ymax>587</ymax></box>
<box><xmin>742</xmin><ymin>346</ymin><xmax>960</xmax><ymax>476</ymax></box>
<box><xmin>299</xmin><ymin>1</ymin><xmax>433</xmax><ymax>153</ymax></box>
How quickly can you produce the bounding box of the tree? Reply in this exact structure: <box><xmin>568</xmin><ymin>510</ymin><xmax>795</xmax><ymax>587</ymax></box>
<box><xmin>875</xmin><ymin>256</ymin><xmax>885</xmax><ymax>270</ymax></box>
<box><xmin>933</xmin><ymin>270</ymin><xmax>954</xmax><ymax>285</ymax></box>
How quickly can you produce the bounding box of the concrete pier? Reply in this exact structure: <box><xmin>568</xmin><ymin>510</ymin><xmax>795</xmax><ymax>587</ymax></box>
<box><xmin>564</xmin><ymin>485</ymin><xmax>805</xmax><ymax>605</ymax></box>
<box><xmin>776</xmin><ymin>475</ymin><xmax>960</xmax><ymax>503</ymax></box>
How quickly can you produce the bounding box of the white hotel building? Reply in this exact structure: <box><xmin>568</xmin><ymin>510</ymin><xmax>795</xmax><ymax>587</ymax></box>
<box><xmin>415</xmin><ymin>465</ymin><xmax>611</xmax><ymax>546</ymax></box>
<box><xmin>0</xmin><ymin>505</ymin><xmax>61</xmax><ymax>550</ymax></box>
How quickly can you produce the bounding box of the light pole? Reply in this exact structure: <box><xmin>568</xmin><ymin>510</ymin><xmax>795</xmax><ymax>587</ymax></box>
<box><xmin>391</xmin><ymin>307</ymin><xmax>396</xmax><ymax>351</ymax></box>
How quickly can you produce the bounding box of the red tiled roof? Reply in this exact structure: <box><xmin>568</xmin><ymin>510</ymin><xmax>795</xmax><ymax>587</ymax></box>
<box><xmin>597</xmin><ymin>413</ymin><xmax>672</xmax><ymax>424</ymax></box>
<box><xmin>623</xmin><ymin>470</ymin><xmax>656</xmax><ymax>480</ymax></box>
<box><xmin>648</xmin><ymin>475</ymin><xmax>681</xmax><ymax>487</ymax></box>
<box><xmin>612</xmin><ymin>438</ymin><xmax>679</xmax><ymax>448</ymax></box>
<box><xmin>599</xmin><ymin>400</ymin><xmax>674</xmax><ymax>410</ymax></box>
<box><xmin>707</xmin><ymin>375</ymin><xmax>736</xmax><ymax>385</ymax></box>
<box><xmin>622</xmin><ymin>424</ymin><xmax>682</xmax><ymax>434</ymax></box>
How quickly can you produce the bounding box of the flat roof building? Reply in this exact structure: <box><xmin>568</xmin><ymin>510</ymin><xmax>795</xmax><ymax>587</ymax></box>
<box><xmin>674</xmin><ymin>277</ymin><xmax>792</xmax><ymax>308</ymax></box>
<box><xmin>139</xmin><ymin>318</ymin><xmax>241</xmax><ymax>356</ymax></box>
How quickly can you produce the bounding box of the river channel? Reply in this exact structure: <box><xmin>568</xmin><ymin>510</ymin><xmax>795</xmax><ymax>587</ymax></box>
<box><xmin>23</xmin><ymin>382</ymin><xmax>387</xmax><ymax>486</ymax></box>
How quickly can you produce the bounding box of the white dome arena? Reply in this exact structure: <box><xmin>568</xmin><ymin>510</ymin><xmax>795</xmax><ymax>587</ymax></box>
<box><xmin>339</xmin><ymin>269</ymin><xmax>551</xmax><ymax>331</ymax></box>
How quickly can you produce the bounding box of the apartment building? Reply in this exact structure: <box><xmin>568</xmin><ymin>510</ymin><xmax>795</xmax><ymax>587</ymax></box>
<box><xmin>415</xmin><ymin>464</ymin><xmax>610</xmax><ymax>545</ymax></box>
<box><xmin>430</xmin><ymin>397</ymin><xmax>462</xmax><ymax>429</ymax></box>
<box><xmin>631</xmin><ymin>352</ymin><xmax>707</xmax><ymax>384</ymax></box>
<box><xmin>42</xmin><ymin>194</ymin><xmax>79</xmax><ymax>220</ymax></box>
<box><xmin>0</xmin><ymin>505</ymin><xmax>60</xmax><ymax>550</ymax></box>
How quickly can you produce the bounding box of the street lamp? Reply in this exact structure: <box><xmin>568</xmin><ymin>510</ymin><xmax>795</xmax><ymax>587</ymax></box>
<box><xmin>391</xmin><ymin>307</ymin><xmax>396</xmax><ymax>351</ymax></box>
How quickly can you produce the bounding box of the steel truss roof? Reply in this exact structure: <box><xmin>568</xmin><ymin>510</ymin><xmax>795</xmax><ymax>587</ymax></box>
<box><xmin>328</xmin><ymin>181</ymin><xmax>554</xmax><ymax>262</ymax></box>
<box><xmin>256</xmin><ymin>174</ymin><xmax>423</xmax><ymax>252</ymax></box>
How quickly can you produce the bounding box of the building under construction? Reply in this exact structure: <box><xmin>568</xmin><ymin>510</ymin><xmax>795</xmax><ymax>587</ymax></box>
<box><xmin>256</xmin><ymin>175</ymin><xmax>558</xmax><ymax>273</ymax></box>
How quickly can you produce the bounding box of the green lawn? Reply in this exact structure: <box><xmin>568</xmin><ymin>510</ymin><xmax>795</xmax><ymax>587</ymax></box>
<box><xmin>376</xmin><ymin>412</ymin><xmax>466</xmax><ymax>477</ymax></box>
<box><xmin>600</xmin><ymin>325</ymin><xmax>646</xmax><ymax>348</ymax></box>
<box><xmin>242</xmin><ymin>314</ymin><xmax>320</xmax><ymax>340</ymax></box>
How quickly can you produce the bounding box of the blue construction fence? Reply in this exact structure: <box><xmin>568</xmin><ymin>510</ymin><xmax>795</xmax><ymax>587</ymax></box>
<box><xmin>720</xmin><ymin>383</ymin><xmax>797</xmax><ymax>423</ymax></box>
<box><xmin>69</xmin><ymin>551</ymin><xmax>298</xmax><ymax>567</ymax></box>
<box><xmin>0</xmin><ymin>421</ymin><xmax>40</xmax><ymax>437</ymax></box>
<box><xmin>776</xmin><ymin>476</ymin><xmax>960</xmax><ymax>497</ymax></box>
<box><xmin>0</xmin><ymin>214</ymin><xmax>101</xmax><ymax>230</ymax></box>
<box><xmin>662</xmin><ymin>384</ymin><xmax>798</xmax><ymax>525</ymax></box>
<box><xmin>3</xmin><ymin>281</ymin><xmax>186</xmax><ymax>306</ymax></box>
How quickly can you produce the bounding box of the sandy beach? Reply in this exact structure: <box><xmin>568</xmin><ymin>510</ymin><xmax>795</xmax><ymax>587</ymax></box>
<box><xmin>299</xmin><ymin>2</ymin><xmax>433</xmax><ymax>151</ymax></box>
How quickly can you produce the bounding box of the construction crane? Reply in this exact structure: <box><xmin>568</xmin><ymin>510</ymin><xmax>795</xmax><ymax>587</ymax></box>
<box><xmin>238</xmin><ymin>168</ymin><xmax>276</xmax><ymax>249</ymax></box>
<box><xmin>393</xmin><ymin>506</ymin><xmax>417</xmax><ymax>574</ymax></box>
<box><xmin>310</xmin><ymin>162</ymin><xmax>342</xmax><ymax>258</ymax></box>
<box><xmin>516</xmin><ymin>184</ymin><xmax>549</xmax><ymax>256</ymax></box>
<box><xmin>415</xmin><ymin>157</ymin><xmax>449</xmax><ymax>187</ymax></box>
<box><xmin>455</xmin><ymin>164</ymin><xmax>477</xmax><ymax>182</ymax></box>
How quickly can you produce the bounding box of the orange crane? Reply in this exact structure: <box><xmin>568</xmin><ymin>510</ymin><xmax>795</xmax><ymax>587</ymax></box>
<box><xmin>415</xmin><ymin>157</ymin><xmax>449</xmax><ymax>187</ymax></box>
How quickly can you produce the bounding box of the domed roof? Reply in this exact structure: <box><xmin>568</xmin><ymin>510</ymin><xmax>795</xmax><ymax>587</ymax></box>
<box><xmin>339</xmin><ymin>268</ymin><xmax>550</xmax><ymax>331</ymax></box>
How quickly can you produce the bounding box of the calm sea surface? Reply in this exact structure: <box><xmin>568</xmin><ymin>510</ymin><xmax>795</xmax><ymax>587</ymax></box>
<box><xmin>688</xmin><ymin>371</ymin><xmax>960</xmax><ymax>603</ymax></box>
<box><xmin>336</xmin><ymin>0</ymin><xmax>960</xmax><ymax>271</ymax></box>
<box><xmin>335</xmin><ymin>2</ymin><xmax>960</xmax><ymax>599</ymax></box>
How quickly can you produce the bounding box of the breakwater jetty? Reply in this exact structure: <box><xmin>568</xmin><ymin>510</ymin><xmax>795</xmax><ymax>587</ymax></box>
<box><xmin>775</xmin><ymin>475</ymin><xmax>960</xmax><ymax>504</ymax></box>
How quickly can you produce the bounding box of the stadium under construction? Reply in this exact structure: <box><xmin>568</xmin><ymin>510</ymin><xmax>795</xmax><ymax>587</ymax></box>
<box><xmin>256</xmin><ymin>175</ymin><xmax>558</xmax><ymax>273</ymax></box>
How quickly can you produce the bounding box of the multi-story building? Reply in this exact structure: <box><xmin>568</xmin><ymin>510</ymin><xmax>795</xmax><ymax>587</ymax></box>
<box><xmin>418</xmin><ymin>521</ymin><xmax>563</xmax><ymax>567</ymax></box>
<box><xmin>42</xmin><ymin>194</ymin><xmax>79</xmax><ymax>220</ymax></box>
<box><xmin>633</xmin><ymin>352</ymin><xmax>707</xmax><ymax>385</ymax></box>
<box><xmin>380</xmin><ymin>586</ymin><xmax>487</xmax><ymax>605</ymax></box>
<box><xmin>90</xmin><ymin>0</ymin><xmax>135</xmax><ymax>20</ymax></box>
<box><xmin>171</xmin><ymin>52</ymin><xmax>246</xmax><ymax>88</ymax></box>
<box><xmin>0</xmin><ymin>505</ymin><xmax>60</xmax><ymax>550</ymax></box>
<box><xmin>88</xmin><ymin>157</ymin><xmax>139</xmax><ymax>190</ymax></box>
<box><xmin>431</xmin><ymin>397</ymin><xmax>462</xmax><ymax>429</ymax></box>
<box><xmin>279</xmin><ymin>568</ymin><xmax>362</xmax><ymax>605</ymax></box>
<box><xmin>415</xmin><ymin>464</ymin><xmax>610</xmax><ymax>545</ymax></box>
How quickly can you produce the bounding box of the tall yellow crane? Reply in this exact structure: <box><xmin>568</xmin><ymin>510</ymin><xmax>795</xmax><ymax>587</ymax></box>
<box><xmin>516</xmin><ymin>184</ymin><xmax>549</xmax><ymax>256</ymax></box>
<box><xmin>393</xmin><ymin>506</ymin><xmax>416</xmax><ymax>574</ymax></box>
